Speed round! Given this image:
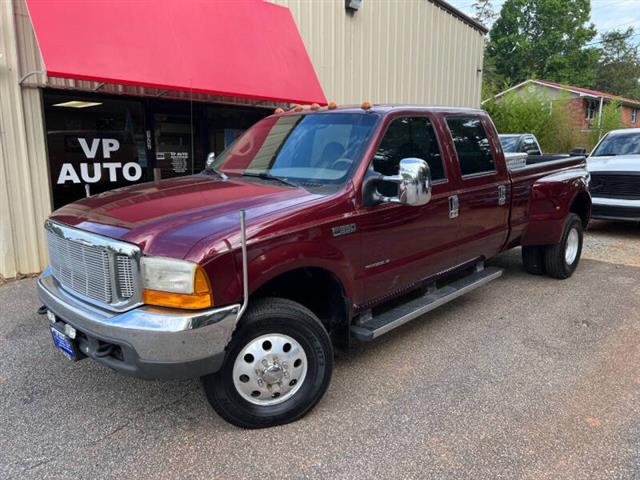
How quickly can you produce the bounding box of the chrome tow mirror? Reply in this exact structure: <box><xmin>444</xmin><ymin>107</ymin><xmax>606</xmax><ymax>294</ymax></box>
<box><xmin>380</xmin><ymin>158</ymin><xmax>432</xmax><ymax>206</ymax></box>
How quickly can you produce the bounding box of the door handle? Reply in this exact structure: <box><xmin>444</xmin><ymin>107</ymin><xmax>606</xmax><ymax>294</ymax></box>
<box><xmin>448</xmin><ymin>195</ymin><xmax>459</xmax><ymax>219</ymax></box>
<box><xmin>498</xmin><ymin>185</ymin><xmax>507</xmax><ymax>206</ymax></box>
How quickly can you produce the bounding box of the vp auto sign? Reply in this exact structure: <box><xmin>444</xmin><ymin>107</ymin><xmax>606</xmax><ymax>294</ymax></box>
<box><xmin>57</xmin><ymin>137</ymin><xmax>142</xmax><ymax>184</ymax></box>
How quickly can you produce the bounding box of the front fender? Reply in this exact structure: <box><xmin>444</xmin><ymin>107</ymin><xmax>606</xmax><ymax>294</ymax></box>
<box><xmin>215</xmin><ymin>231</ymin><xmax>358</xmax><ymax>307</ymax></box>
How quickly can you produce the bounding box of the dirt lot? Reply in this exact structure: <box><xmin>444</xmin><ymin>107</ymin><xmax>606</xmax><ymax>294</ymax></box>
<box><xmin>0</xmin><ymin>221</ymin><xmax>638</xmax><ymax>479</ymax></box>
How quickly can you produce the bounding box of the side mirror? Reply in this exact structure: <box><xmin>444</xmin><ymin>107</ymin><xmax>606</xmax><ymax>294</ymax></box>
<box><xmin>570</xmin><ymin>147</ymin><xmax>587</xmax><ymax>156</ymax></box>
<box><xmin>206</xmin><ymin>151</ymin><xmax>216</xmax><ymax>168</ymax></box>
<box><xmin>380</xmin><ymin>158</ymin><xmax>432</xmax><ymax>207</ymax></box>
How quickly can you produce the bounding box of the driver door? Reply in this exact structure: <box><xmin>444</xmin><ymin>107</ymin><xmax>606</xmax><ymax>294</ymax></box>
<box><xmin>356</xmin><ymin>115</ymin><xmax>460</xmax><ymax>306</ymax></box>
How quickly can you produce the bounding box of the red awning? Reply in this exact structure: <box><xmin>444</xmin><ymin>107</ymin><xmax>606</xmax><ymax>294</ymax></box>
<box><xmin>26</xmin><ymin>0</ymin><xmax>326</xmax><ymax>105</ymax></box>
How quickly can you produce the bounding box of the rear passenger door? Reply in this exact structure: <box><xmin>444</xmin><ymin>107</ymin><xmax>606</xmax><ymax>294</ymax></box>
<box><xmin>444</xmin><ymin>115</ymin><xmax>510</xmax><ymax>265</ymax></box>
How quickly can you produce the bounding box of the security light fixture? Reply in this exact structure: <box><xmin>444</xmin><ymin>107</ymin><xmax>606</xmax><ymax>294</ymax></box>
<box><xmin>52</xmin><ymin>101</ymin><xmax>103</xmax><ymax>108</ymax></box>
<box><xmin>345</xmin><ymin>0</ymin><xmax>362</xmax><ymax>12</ymax></box>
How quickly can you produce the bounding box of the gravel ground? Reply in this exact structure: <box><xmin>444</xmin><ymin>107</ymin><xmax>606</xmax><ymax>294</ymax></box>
<box><xmin>1</xmin><ymin>223</ymin><xmax>639</xmax><ymax>479</ymax></box>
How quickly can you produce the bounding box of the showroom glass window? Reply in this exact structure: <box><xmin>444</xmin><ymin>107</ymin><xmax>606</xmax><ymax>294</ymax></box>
<box><xmin>44</xmin><ymin>91</ymin><xmax>147</xmax><ymax>209</ymax></box>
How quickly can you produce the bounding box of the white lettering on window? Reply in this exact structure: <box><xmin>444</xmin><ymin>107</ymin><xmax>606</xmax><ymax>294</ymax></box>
<box><xmin>122</xmin><ymin>162</ymin><xmax>142</xmax><ymax>181</ymax></box>
<box><xmin>57</xmin><ymin>164</ymin><xmax>81</xmax><ymax>184</ymax></box>
<box><xmin>80</xmin><ymin>163</ymin><xmax>102</xmax><ymax>183</ymax></box>
<box><xmin>102</xmin><ymin>138</ymin><xmax>120</xmax><ymax>158</ymax></box>
<box><xmin>102</xmin><ymin>162</ymin><xmax>122</xmax><ymax>182</ymax></box>
<box><xmin>78</xmin><ymin>138</ymin><xmax>101</xmax><ymax>159</ymax></box>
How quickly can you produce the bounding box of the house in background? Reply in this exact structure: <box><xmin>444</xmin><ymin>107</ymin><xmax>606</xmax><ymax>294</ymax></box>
<box><xmin>484</xmin><ymin>79</ymin><xmax>640</xmax><ymax>130</ymax></box>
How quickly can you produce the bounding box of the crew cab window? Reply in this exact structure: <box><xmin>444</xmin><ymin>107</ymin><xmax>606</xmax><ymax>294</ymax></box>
<box><xmin>372</xmin><ymin>117</ymin><xmax>445</xmax><ymax>196</ymax></box>
<box><xmin>446</xmin><ymin>116</ymin><xmax>496</xmax><ymax>176</ymax></box>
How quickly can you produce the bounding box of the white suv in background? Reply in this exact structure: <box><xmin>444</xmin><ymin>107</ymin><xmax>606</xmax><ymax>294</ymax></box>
<box><xmin>588</xmin><ymin>128</ymin><xmax>640</xmax><ymax>222</ymax></box>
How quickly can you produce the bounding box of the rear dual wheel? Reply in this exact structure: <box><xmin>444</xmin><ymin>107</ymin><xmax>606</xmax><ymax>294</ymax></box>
<box><xmin>522</xmin><ymin>213</ymin><xmax>583</xmax><ymax>279</ymax></box>
<box><xmin>202</xmin><ymin>298</ymin><xmax>333</xmax><ymax>429</ymax></box>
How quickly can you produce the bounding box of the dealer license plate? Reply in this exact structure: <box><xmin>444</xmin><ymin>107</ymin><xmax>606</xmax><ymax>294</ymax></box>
<box><xmin>50</xmin><ymin>326</ymin><xmax>77</xmax><ymax>361</ymax></box>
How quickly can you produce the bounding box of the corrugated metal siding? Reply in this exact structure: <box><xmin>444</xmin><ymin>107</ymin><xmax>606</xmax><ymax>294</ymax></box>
<box><xmin>0</xmin><ymin>0</ymin><xmax>50</xmax><ymax>278</ymax></box>
<box><xmin>271</xmin><ymin>0</ymin><xmax>485</xmax><ymax>107</ymax></box>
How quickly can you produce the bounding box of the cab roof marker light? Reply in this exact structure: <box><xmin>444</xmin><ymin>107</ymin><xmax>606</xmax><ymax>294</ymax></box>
<box><xmin>361</xmin><ymin>100</ymin><xmax>372</xmax><ymax>110</ymax></box>
<box><xmin>327</xmin><ymin>101</ymin><xmax>338</xmax><ymax>110</ymax></box>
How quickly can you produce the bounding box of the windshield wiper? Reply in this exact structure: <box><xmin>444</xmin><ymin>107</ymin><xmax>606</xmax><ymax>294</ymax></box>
<box><xmin>240</xmin><ymin>172</ymin><xmax>297</xmax><ymax>187</ymax></box>
<box><xmin>203</xmin><ymin>166</ymin><xmax>228</xmax><ymax>180</ymax></box>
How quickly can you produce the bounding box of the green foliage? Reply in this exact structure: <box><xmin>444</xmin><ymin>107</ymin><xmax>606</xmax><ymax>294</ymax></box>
<box><xmin>588</xmin><ymin>100</ymin><xmax>623</xmax><ymax>147</ymax></box>
<box><xmin>484</xmin><ymin>90</ymin><xmax>584</xmax><ymax>152</ymax></box>
<box><xmin>594</xmin><ymin>28</ymin><xmax>640</xmax><ymax>100</ymax></box>
<box><xmin>485</xmin><ymin>0</ymin><xmax>598</xmax><ymax>89</ymax></box>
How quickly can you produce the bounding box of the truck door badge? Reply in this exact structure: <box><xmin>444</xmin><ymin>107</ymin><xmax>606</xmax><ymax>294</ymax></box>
<box><xmin>332</xmin><ymin>223</ymin><xmax>356</xmax><ymax>237</ymax></box>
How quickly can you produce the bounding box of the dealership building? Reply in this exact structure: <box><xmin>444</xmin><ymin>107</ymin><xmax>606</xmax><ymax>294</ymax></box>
<box><xmin>0</xmin><ymin>0</ymin><xmax>487</xmax><ymax>278</ymax></box>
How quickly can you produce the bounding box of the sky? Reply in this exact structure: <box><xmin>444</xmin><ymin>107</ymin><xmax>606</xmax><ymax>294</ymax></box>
<box><xmin>446</xmin><ymin>0</ymin><xmax>640</xmax><ymax>42</ymax></box>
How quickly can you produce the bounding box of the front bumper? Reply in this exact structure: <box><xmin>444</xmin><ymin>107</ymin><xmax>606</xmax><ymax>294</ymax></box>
<box><xmin>38</xmin><ymin>267</ymin><xmax>240</xmax><ymax>379</ymax></box>
<box><xmin>591</xmin><ymin>197</ymin><xmax>640</xmax><ymax>222</ymax></box>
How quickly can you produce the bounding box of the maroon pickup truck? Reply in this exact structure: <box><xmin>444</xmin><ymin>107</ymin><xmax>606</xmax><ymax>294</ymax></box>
<box><xmin>38</xmin><ymin>105</ymin><xmax>591</xmax><ymax>428</ymax></box>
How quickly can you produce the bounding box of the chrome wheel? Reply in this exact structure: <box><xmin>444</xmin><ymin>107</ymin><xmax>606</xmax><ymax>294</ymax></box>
<box><xmin>232</xmin><ymin>333</ymin><xmax>308</xmax><ymax>406</ymax></box>
<box><xmin>565</xmin><ymin>227</ymin><xmax>579</xmax><ymax>265</ymax></box>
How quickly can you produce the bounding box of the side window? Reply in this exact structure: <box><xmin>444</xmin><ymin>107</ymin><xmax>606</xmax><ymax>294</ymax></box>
<box><xmin>446</xmin><ymin>116</ymin><xmax>496</xmax><ymax>177</ymax></box>
<box><xmin>372</xmin><ymin>117</ymin><xmax>445</xmax><ymax>196</ymax></box>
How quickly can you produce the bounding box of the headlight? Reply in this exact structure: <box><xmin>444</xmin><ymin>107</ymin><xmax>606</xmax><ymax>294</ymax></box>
<box><xmin>141</xmin><ymin>257</ymin><xmax>213</xmax><ymax>309</ymax></box>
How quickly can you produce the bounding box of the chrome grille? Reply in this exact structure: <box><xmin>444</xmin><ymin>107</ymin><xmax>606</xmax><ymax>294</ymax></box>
<box><xmin>45</xmin><ymin>221</ymin><xmax>141</xmax><ymax>311</ymax></box>
<box><xmin>47</xmin><ymin>231</ymin><xmax>113</xmax><ymax>303</ymax></box>
<box><xmin>117</xmin><ymin>255</ymin><xmax>135</xmax><ymax>299</ymax></box>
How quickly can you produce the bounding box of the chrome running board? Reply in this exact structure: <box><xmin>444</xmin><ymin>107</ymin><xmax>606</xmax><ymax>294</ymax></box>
<box><xmin>350</xmin><ymin>266</ymin><xmax>503</xmax><ymax>341</ymax></box>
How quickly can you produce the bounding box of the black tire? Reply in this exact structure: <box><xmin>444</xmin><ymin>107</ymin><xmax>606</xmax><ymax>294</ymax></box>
<box><xmin>202</xmin><ymin>297</ymin><xmax>333</xmax><ymax>429</ymax></box>
<box><xmin>522</xmin><ymin>245</ymin><xmax>546</xmax><ymax>275</ymax></box>
<box><xmin>543</xmin><ymin>213</ymin><xmax>584</xmax><ymax>279</ymax></box>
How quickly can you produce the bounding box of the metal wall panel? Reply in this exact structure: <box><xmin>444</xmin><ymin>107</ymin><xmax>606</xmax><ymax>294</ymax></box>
<box><xmin>272</xmin><ymin>0</ymin><xmax>485</xmax><ymax>107</ymax></box>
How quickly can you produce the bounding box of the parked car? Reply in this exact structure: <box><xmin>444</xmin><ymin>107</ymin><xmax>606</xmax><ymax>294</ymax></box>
<box><xmin>499</xmin><ymin>133</ymin><xmax>542</xmax><ymax>155</ymax></box>
<box><xmin>38</xmin><ymin>105</ymin><xmax>591</xmax><ymax>428</ymax></box>
<box><xmin>588</xmin><ymin>128</ymin><xmax>640</xmax><ymax>222</ymax></box>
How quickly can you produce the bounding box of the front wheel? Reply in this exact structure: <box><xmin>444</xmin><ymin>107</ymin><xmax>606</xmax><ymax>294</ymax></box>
<box><xmin>544</xmin><ymin>213</ymin><xmax>584</xmax><ymax>279</ymax></box>
<box><xmin>202</xmin><ymin>298</ymin><xmax>333</xmax><ymax>429</ymax></box>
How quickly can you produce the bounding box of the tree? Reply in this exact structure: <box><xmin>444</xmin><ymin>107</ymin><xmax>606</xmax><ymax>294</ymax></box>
<box><xmin>472</xmin><ymin>0</ymin><xmax>497</xmax><ymax>27</ymax></box>
<box><xmin>485</xmin><ymin>0</ymin><xmax>598</xmax><ymax>88</ymax></box>
<box><xmin>593</xmin><ymin>28</ymin><xmax>640</xmax><ymax>100</ymax></box>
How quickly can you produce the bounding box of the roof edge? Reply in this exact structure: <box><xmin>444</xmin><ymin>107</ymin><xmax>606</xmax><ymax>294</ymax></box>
<box><xmin>430</xmin><ymin>0</ymin><xmax>489</xmax><ymax>34</ymax></box>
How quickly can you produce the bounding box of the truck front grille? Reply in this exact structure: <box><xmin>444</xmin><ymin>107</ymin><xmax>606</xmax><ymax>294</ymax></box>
<box><xmin>590</xmin><ymin>173</ymin><xmax>640</xmax><ymax>200</ymax></box>
<box><xmin>45</xmin><ymin>221</ymin><xmax>141</xmax><ymax>311</ymax></box>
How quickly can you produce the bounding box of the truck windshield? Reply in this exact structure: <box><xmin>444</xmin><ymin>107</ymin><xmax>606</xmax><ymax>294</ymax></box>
<box><xmin>499</xmin><ymin>136</ymin><xmax>519</xmax><ymax>153</ymax></box>
<box><xmin>592</xmin><ymin>132</ymin><xmax>640</xmax><ymax>156</ymax></box>
<box><xmin>208</xmin><ymin>113</ymin><xmax>379</xmax><ymax>185</ymax></box>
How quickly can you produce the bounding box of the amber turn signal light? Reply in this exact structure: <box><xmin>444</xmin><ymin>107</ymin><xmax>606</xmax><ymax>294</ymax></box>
<box><xmin>143</xmin><ymin>267</ymin><xmax>213</xmax><ymax>310</ymax></box>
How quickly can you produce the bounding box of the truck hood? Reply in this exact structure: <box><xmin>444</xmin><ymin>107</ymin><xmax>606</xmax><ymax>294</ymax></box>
<box><xmin>587</xmin><ymin>155</ymin><xmax>640</xmax><ymax>173</ymax></box>
<box><xmin>50</xmin><ymin>175</ymin><xmax>325</xmax><ymax>259</ymax></box>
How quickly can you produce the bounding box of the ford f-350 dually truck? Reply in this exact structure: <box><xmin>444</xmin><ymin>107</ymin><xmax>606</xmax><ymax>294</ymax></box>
<box><xmin>38</xmin><ymin>105</ymin><xmax>591</xmax><ymax>428</ymax></box>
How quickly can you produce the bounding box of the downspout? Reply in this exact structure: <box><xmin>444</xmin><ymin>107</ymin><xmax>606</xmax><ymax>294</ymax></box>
<box><xmin>597</xmin><ymin>96</ymin><xmax>604</xmax><ymax>128</ymax></box>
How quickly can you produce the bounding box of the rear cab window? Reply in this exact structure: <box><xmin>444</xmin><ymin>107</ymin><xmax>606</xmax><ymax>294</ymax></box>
<box><xmin>446</xmin><ymin>116</ymin><xmax>496</xmax><ymax>178</ymax></box>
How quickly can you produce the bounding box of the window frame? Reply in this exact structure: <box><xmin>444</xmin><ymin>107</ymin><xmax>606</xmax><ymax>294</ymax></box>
<box><xmin>369</xmin><ymin>113</ymin><xmax>449</xmax><ymax>185</ymax></box>
<box><xmin>585</xmin><ymin>99</ymin><xmax>598</xmax><ymax>121</ymax></box>
<box><xmin>632</xmin><ymin>108</ymin><xmax>638</xmax><ymax>124</ymax></box>
<box><xmin>445</xmin><ymin>114</ymin><xmax>498</xmax><ymax>180</ymax></box>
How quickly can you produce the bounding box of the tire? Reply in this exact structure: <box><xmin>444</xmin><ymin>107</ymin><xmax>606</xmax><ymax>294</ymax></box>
<box><xmin>543</xmin><ymin>213</ymin><xmax>584</xmax><ymax>279</ymax></box>
<box><xmin>522</xmin><ymin>245</ymin><xmax>546</xmax><ymax>275</ymax></box>
<box><xmin>202</xmin><ymin>297</ymin><xmax>333</xmax><ymax>429</ymax></box>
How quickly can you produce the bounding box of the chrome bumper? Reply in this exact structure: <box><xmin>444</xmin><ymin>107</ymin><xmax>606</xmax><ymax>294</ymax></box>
<box><xmin>38</xmin><ymin>267</ymin><xmax>240</xmax><ymax>379</ymax></box>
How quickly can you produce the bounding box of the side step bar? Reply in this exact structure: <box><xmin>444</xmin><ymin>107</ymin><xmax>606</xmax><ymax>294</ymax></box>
<box><xmin>350</xmin><ymin>266</ymin><xmax>503</xmax><ymax>341</ymax></box>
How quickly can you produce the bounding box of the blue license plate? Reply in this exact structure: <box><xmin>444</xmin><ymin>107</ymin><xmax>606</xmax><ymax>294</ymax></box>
<box><xmin>50</xmin><ymin>326</ymin><xmax>76</xmax><ymax>360</ymax></box>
